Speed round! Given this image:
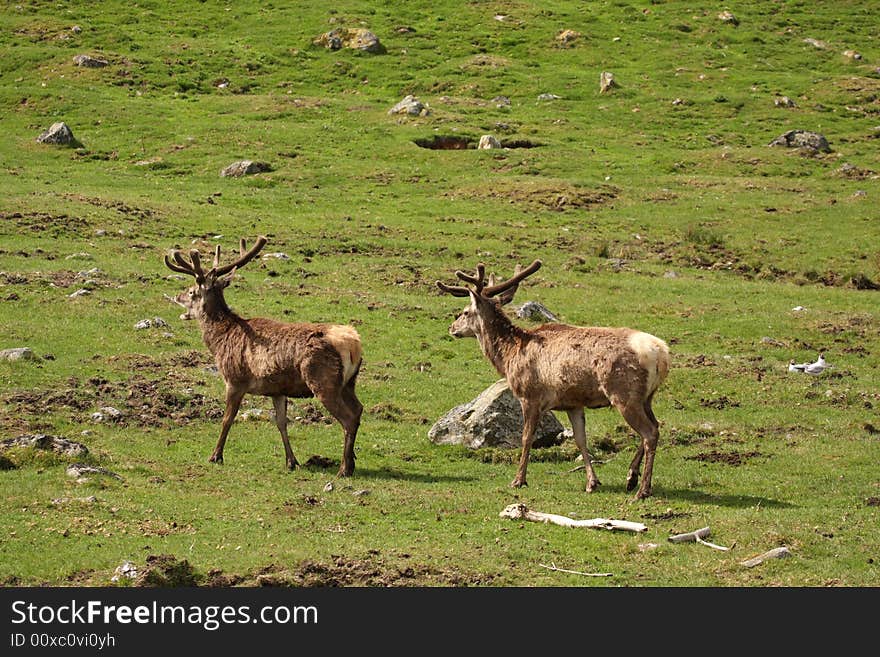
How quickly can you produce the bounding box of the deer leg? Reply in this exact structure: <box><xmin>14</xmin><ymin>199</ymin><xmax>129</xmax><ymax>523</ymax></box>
<box><xmin>511</xmin><ymin>401</ymin><xmax>541</xmax><ymax>488</ymax></box>
<box><xmin>337</xmin><ymin>381</ymin><xmax>362</xmax><ymax>477</ymax></box>
<box><xmin>210</xmin><ymin>387</ymin><xmax>245</xmax><ymax>464</ymax></box>
<box><xmin>627</xmin><ymin>396</ymin><xmax>658</xmax><ymax>491</ymax></box>
<box><xmin>566</xmin><ymin>408</ymin><xmax>600</xmax><ymax>492</ymax></box>
<box><xmin>272</xmin><ymin>395</ymin><xmax>298</xmax><ymax>470</ymax></box>
<box><xmin>615</xmin><ymin>399</ymin><xmax>660</xmax><ymax>500</ymax></box>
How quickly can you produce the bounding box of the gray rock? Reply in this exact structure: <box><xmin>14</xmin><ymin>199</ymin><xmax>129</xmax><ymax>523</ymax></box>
<box><xmin>599</xmin><ymin>71</ymin><xmax>616</xmax><ymax>94</ymax></box>
<box><xmin>428</xmin><ymin>379</ymin><xmax>565</xmax><ymax>449</ymax></box>
<box><xmin>774</xmin><ymin>96</ymin><xmax>797</xmax><ymax>108</ymax></box>
<box><xmin>314</xmin><ymin>28</ymin><xmax>385</xmax><ymax>54</ymax></box>
<box><xmin>73</xmin><ymin>54</ymin><xmax>109</xmax><ymax>68</ymax></box>
<box><xmin>803</xmin><ymin>38</ymin><xmax>828</xmax><ymax>49</ymax></box>
<box><xmin>0</xmin><ymin>434</ymin><xmax>88</xmax><ymax>457</ymax></box>
<box><xmin>515</xmin><ymin>301</ymin><xmax>558</xmax><ymax>322</ymax></box>
<box><xmin>0</xmin><ymin>347</ymin><xmax>38</xmax><ymax>362</ymax></box>
<box><xmin>220</xmin><ymin>160</ymin><xmax>272</xmax><ymax>177</ymax></box>
<box><xmin>388</xmin><ymin>95</ymin><xmax>428</xmax><ymax>116</ymax></box>
<box><xmin>768</xmin><ymin>130</ymin><xmax>830</xmax><ymax>153</ymax></box>
<box><xmin>718</xmin><ymin>10</ymin><xmax>739</xmax><ymax>25</ymax></box>
<box><xmin>134</xmin><ymin>317</ymin><xmax>170</xmax><ymax>330</ymax></box>
<box><xmin>111</xmin><ymin>561</ymin><xmax>138</xmax><ymax>582</ymax></box>
<box><xmin>36</xmin><ymin>122</ymin><xmax>78</xmax><ymax>146</ymax></box>
<box><xmin>478</xmin><ymin>135</ymin><xmax>501</xmax><ymax>149</ymax></box>
<box><xmin>66</xmin><ymin>463</ymin><xmax>122</xmax><ymax>480</ymax></box>
<box><xmin>537</xmin><ymin>93</ymin><xmax>561</xmax><ymax>101</ymax></box>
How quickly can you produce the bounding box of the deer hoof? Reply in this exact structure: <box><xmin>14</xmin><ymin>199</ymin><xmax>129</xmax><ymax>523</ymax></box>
<box><xmin>209</xmin><ymin>455</ymin><xmax>224</xmax><ymax>465</ymax></box>
<box><xmin>586</xmin><ymin>479</ymin><xmax>601</xmax><ymax>493</ymax></box>
<box><xmin>286</xmin><ymin>459</ymin><xmax>299</xmax><ymax>471</ymax></box>
<box><xmin>337</xmin><ymin>463</ymin><xmax>355</xmax><ymax>477</ymax></box>
<box><xmin>625</xmin><ymin>474</ymin><xmax>639</xmax><ymax>491</ymax></box>
<box><xmin>634</xmin><ymin>488</ymin><xmax>652</xmax><ymax>500</ymax></box>
<box><xmin>509</xmin><ymin>479</ymin><xmax>527</xmax><ymax>488</ymax></box>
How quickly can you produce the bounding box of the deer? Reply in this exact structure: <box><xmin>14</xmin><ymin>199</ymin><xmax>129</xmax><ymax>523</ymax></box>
<box><xmin>163</xmin><ymin>235</ymin><xmax>363</xmax><ymax>477</ymax></box>
<box><xmin>436</xmin><ymin>260</ymin><xmax>670</xmax><ymax>499</ymax></box>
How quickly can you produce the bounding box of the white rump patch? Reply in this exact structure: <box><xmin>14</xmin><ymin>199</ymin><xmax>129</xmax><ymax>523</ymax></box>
<box><xmin>628</xmin><ymin>332</ymin><xmax>670</xmax><ymax>393</ymax></box>
<box><xmin>325</xmin><ymin>325</ymin><xmax>363</xmax><ymax>384</ymax></box>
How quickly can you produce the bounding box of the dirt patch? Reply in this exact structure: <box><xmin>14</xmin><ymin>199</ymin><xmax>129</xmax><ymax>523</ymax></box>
<box><xmin>686</xmin><ymin>450</ymin><xmax>763</xmax><ymax>466</ymax></box>
<box><xmin>641</xmin><ymin>509</ymin><xmax>693</xmax><ymax>521</ymax></box>
<box><xmin>62</xmin><ymin>193</ymin><xmax>158</xmax><ymax>220</ymax></box>
<box><xmin>450</xmin><ymin>180</ymin><xmax>618</xmax><ymax>212</ymax></box>
<box><xmin>699</xmin><ymin>396</ymin><xmax>740</xmax><ymax>410</ymax></box>
<box><xmin>866</xmin><ymin>497</ymin><xmax>880</xmax><ymax>507</ymax></box>
<box><xmin>0</xmin><ymin>211</ymin><xmax>90</xmax><ymax>236</ymax></box>
<box><xmin>134</xmin><ymin>554</ymin><xmax>199</xmax><ymax>587</ymax></box>
<box><xmin>292</xmin><ymin>402</ymin><xmax>333</xmax><ymax>425</ymax></box>
<box><xmin>303</xmin><ymin>455</ymin><xmax>337</xmax><ymax>469</ymax></box>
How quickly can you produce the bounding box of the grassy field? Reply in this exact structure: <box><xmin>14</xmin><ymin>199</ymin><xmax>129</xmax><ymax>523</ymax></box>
<box><xmin>0</xmin><ymin>1</ymin><xmax>878</xmax><ymax>587</ymax></box>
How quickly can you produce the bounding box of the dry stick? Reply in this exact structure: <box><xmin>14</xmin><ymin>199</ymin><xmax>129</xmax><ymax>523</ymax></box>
<box><xmin>539</xmin><ymin>562</ymin><xmax>612</xmax><ymax>577</ymax></box>
<box><xmin>500</xmin><ymin>503</ymin><xmax>647</xmax><ymax>533</ymax></box>
<box><xmin>668</xmin><ymin>526</ymin><xmax>731</xmax><ymax>551</ymax></box>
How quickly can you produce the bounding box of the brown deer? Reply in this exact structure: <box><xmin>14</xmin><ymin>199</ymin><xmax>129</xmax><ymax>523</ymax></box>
<box><xmin>437</xmin><ymin>260</ymin><xmax>670</xmax><ymax>499</ymax></box>
<box><xmin>163</xmin><ymin>236</ymin><xmax>363</xmax><ymax>476</ymax></box>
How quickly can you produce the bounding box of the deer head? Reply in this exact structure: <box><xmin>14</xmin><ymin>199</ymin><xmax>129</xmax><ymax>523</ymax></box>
<box><xmin>436</xmin><ymin>260</ymin><xmax>542</xmax><ymax>337</ymax></box>
<box><xmin>164</xmin><ymin>236</ymin><xmax>268</xmax><ymax>320</ymax></box>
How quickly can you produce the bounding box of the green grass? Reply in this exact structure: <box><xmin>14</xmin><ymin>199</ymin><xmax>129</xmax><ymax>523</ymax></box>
<box><xmin>1</xmin><ymin>0</ymin><xmax>879</xmax><ymax>587</ymax></box>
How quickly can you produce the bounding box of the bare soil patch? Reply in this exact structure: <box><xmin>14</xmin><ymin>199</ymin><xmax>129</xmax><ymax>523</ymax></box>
<box><xmin>449</xmin><ymin>180</ymin><xmax>618</xmax><ymax>212</ymax></box>
<box><xmin>686</xmin><ymin>450</ymin><xmax>763</xmax><ymax>466</ymax></box>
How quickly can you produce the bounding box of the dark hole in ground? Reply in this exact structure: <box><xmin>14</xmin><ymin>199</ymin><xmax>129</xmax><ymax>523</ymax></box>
<box><xmin>413</xmin><ymin>136</ymin><xmax>541</xmax><ymax>150</ymax></box>
<box><xmin>414</xmin><ymin>136</ymin><xmax>474</xmax><ymax>150</ymax></box>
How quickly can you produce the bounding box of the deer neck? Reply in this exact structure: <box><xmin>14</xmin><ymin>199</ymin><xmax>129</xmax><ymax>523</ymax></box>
<box><xmin>475</xmin><ymin>308</ymin><xmax>524</xmax><ymax>377</ymax></box>
<box><xmin>196</xmin><ymin>291</ymin><xmax>240</xmax><ymax>352</ymax></box>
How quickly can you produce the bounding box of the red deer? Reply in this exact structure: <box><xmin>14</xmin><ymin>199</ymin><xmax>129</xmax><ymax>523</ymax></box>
<box><xmin>437</xmin><ymin>260</ymin><xmax>670</xmax><ymax>499</ymax></box>
<box><xmin>164</xmin><ymin>236</ymin><xmax>363</xmax><ymax>476</ymax></box>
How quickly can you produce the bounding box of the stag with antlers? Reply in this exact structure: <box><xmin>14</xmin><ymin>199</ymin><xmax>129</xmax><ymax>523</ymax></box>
<box><xmin>437</xmin><ymin>260</ymin><xmax>670</xmax><ymax>499</ymax></box>
<box><xmin>164</xmin><ymin>236</ymin><xmax>363</xmax><ymax>476</ymax></box>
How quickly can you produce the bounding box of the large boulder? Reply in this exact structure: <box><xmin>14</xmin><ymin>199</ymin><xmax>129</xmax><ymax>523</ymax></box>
<box><xmin>769</xmin><ymin>130</ymin><xmax>830</xmax><ymax>153</ymax></box>
<box><xmin>428</xmin><ymin>379</ymin><xmax>565</xmax><ymax>449</ymax></box>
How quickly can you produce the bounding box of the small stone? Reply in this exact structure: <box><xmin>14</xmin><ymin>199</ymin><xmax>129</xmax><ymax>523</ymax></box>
<box><xmin>537</xmin><ymin>93</ymin><xmax>561</xmax><ymax>101</ymax></box>
<box><xmin>0</xmin><ymin>347</ymin><xmax>37</xmax><ymax>362</ymax></box>
<box><xmin>599</xmin><ymin>71</ymin><xmax>616</xmax><ymax>94</ymax></box>
<box><xmin>261</xmin><ymin>252</ymin><xmax>290</xmax><ymax>260</ymax></box>
<box><xmin>718</xmin><ymin>10</ymin><xmax>739</xmax><ymax>25</ymax></box>
<box><xmin>843</xmin><ymin>50</ymin><xmax>862</xmax><ymax>60</ymax></box>
<box><xmin>515</xmin><ymin>301</ymin><xmax>558</xmax><ymax>322</ymax></box>
<box><xmin>220</xmin><ymin>160</ymin><xmax>272</xmax><ymax>177</ymax></box>
<box><xmin>388</xmin><ymin>95</ymin><xmax>428</xmax><ymax>116</ymax></box>
<box><xmin>555</xmin><ymin>29</ymin><xmax>581</xmax><ymax>46</ymax></box>
<box><xmin>803</xmin><ymin>38</ymin><xmax>828</xmax><ymax>49</ymax></box>
<box><xmin>68</xmin><ymin>289</ymin><xmax>91</xmax><ymax>298</ymax></box>
<box><xmin>774</xmin><ymin>96</ymin><xmax>797</xmax><ymax>108</ymax></box>
<box><xmin>72</xmin><ymin>54</ymin><xmax>109</xmax><ymax>68</ymax></box>
<box><xmin>768</xmin><ymin>129</ymin><xmax>830</xmax><ymax>153</ymax></box>
<box><xmin>66</xmin><ymin>463</ymin><xmax>122</xmax><ymax>480</ymax></box>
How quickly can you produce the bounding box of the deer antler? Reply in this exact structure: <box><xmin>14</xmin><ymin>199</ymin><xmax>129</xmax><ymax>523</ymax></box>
<box><xmin>214</xmin><ymin>236</ymin><xmax>268</xmax><ymax>277</ymax></box>
<box><xmin>482</xmin><ymin>260</ymin><xmax>541</xmax><ymax>298</ymax></box>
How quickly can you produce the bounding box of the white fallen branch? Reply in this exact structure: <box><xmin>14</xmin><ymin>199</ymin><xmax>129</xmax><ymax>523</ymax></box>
<box><xmin>539</xmin><ymin>562</ymin><xmax>612</xmax><ymax>577</ymax></box>
<box><xmin>668</xmin><ymin>526</ymin><xmax>731</xmax><ymax>551</ymax></box>
<box><xmin>500</xmin><ymin>503</ymin><xmax>647</xmax><ymax>533</ymax></box>
<box><xmin>740</xmin><ymin>546</ymin><xmax>792</xmax><ymax>568</ymax></box>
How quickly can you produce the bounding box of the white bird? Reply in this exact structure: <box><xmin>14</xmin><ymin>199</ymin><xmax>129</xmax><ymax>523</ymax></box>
<box><xmin>803</xmin><ymin>353</ymin><xmax>832</xmax><ymax>376</ymax></box>
<box><xmin>788</xmin><ymin>359</ymin><xmax>807</xmax><ymax>373</ymax></box>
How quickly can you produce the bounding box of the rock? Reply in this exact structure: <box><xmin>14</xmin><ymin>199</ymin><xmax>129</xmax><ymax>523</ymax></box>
<box><xmin>0</xmin><ymin>434</ymin><xmax>88</xmax><ymax>457</ymax></box>
<box><xmin>843</xmin><ymin>49</ymin><xmax>862</xmax><ymax>60</ymax></box>
<box><xmin>36</xmin><ymin>122</ymin><xmax>78</xmax><ymax>146</ymax></box>
<box><xmin>240</xmin><ymin>408</ymin><xmax>266</xmax><ymax>421</ymax></box>
<box><xmin>599</xmin><ymin>71</ymin><xmax>616</xmax><ymax>94</ymax></box>
<box><xmin>556</xmin><ymin>29</ymin><xmax>581</xmax><ymax>46</ymax></box>
<box><xmin>134</xmin><ymin>317</ymin><xmax>170</xmax><ymax>330</ymax></box>
<box><xmin>836</xmin><ymin>163</ymin><xmax>875</xmax><ymax>179</ymax></box>
<box><xmin>515</xmin><ymin>301</ymin><xmax>558</xmax><ymax>322</ymax></box>
<box><xmin>803</xmin><ymin>38</ymin><xmax>828</xmax><ymax>49</ymax></box>
<box><xmin>313</xmin><ymin>28</ymin><xmax>385</xmax><ymax>54</ymax></box>
<box><xmin>428</xmin><ymin>379</ymin><xmax>565</xmax><ymax>449</ymax></box>
<box><xmin>111</xmin><ymin>561</ymin><xmax>138</xmax><ymax>583</ymax></box>
<box><xmin>760</xmin><ymin>336</ymin><xmax>787</xmax><ymax>347</ymax></box>
<box><xmin>0</xmin><ymin>347</ymin><xmax>38</xmax><ymax>362</ymax></box>
<box><xmin>537</xmin><ymin>93</ymin><xmax>561</xmax><ymax>101</ymax></box>
<box><xmin>220</xmin><ymin>160</ymin><xmax>272</xmax><ymax>177</ymax></box>
<box><xmin>91</xmin><ymin>407</ymin><xmax>122</xmax><ymax>423</ymax></box>
<box><xmin>718</xmin><ymin>10</ymin><xmax>739</xmax><ymax>25</ymax></box>
<box><xmin>51</xmin><ymin>496</ymin><xmax>98</xmax><ymax>505</ymax></box>
<box><xmin>768</xmin><ymin>130</ymin><xmax>830</xmax><ymax>153</ymax></box>
<box><xmin>68</xmin><ymin>289</ymin><xmax>91</xmax><ymax>298</ymax></box>
<box><xmin>478</xmin><ymin>135</ymin><xmax>502</xmax><ymax>149</ymax></box>
<box><xmin>261</xmin><ymin>252</ymin><xmax>291</xmax><ymax>260</ymax></box>
<box><xmin>492</xmin><ymin>96</ymin><xmax>511</xmax><ymax>108</ymax></box>
<box><xmin>72</xmin><ymin>54</ymin><xmax>109</xmax><ymax>68</ymax></box>
<box><xmin>774</xmin><ymin>96</ymin><xmax>797</xmax><ymax>108</ymax></box>
<box><xmin>388</xmin><ymin>95</ymin><xmax>428</xmax><ymax>116</ymax></box>
<box><xmin>66</xmin><ymin>463</ymin><xmax>122</xmax><ymax>480</ymax></box>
